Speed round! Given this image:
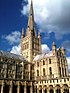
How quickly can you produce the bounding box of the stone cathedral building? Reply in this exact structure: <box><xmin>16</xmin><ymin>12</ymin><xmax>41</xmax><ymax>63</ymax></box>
<box><xmin>0</xmin><ymin>1</ymin><xmax>70</xmax><ymax>93</ymax></box>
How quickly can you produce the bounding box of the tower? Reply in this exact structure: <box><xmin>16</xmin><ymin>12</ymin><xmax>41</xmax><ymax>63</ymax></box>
<box><xmin>52</xmin><ymin>42</ymin><xmax>56</xmax><ymax>55</ymax></box>
<box><xmin>21</xmin><ymin>0</ymin><xmax>41</xmax><ymax>62</ymax></box>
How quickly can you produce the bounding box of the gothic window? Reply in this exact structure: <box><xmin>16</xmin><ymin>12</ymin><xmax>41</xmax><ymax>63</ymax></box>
<box><xmin>37</xmin><ymin>62</ymin><xmax>39</xmax><ymax>67</ymax></box>
<box><xmin>62</xmin><ymin>68</ymin><xmax>64</xmax><ymax>77</ymax></box>
<box><xmin>43</xmin><ymin>68</ymin><xmax>45</xmax><ymax>76</ymax></box>
<box><xmin>65</xmin><ymin>68</ymin><xmax>67</xmax><ymax>76</ymax></box>
<box><xmin>59</xmin><ymin>67</ymin><xmax>61</xmax><ymax>77</ymax></box>
<box><xmin>56</xmin><ymin>89</ymin><xmax>61</xmax><ymax>93</ymax></box>
<box><xmin>49</xmin><ymin>67</ymin><xmax>52</xmax><ymax>75</ymax></box>
<box><xmin>43</xmin><ymin>60</ymin><xmax>45</xmax><ymax>65</ymax></box>
<box><xmin>49</xmin><ymin>59</ymin><xmax>51</xmax><ymax>64</ymax></box>
<box><xmin>37</xmin><ymin>70</ymin><xmax>39</xmax><ymax>76</ymax></box>
<box><xmin>31</xmin><ymin>65</ymin><xmax>34</xmax><ymax>70</ymax></box>
<box><xmin>24</xmin><ymin>64</ymin><xmax>28</xmax><ymax>69</ymax></box>
<box><xmin>16</xmin><ymin>65</ymin><xmax>22</xmax><ymax>79</ymax></box>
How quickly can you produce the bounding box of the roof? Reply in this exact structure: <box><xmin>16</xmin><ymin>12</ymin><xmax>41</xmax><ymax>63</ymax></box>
<box><xmin>33</xmin><ymin>51</ymin><xmax>53</xmax><ymax>61</ymax></box>
<box><xmin>0</xmin><ymin>50</ymin><xmax>27</xmax><ymax>61</ymax></box>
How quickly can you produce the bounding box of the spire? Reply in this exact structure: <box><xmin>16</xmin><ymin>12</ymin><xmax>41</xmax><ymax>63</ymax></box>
<box><xmin>38</xmin><ymin>29</ymin><xmax>41</xmax><ymax>38</ymax></box>
<box><xmin>30</xmin><ymin>0</ymin><xmax>34</xmax><ymax>16</ymax></box>
<box><xmin>27</xmin><ymin>0</ymin><xmax>34</xmax><ymax>31</ymax></box>
<box><xmin>21</xmin><ymin>28</ymin><xmax>24</xmax><ymax>38</ymax></box>
<box><xmin>52</xmin><ymin>42</ymin><xmax>56</xmax><ymax>46</ymax></box>
<box><xmin>52</xmin><ymin>42</ymin><xmax>56</xmax><ymax>55</ymax></box>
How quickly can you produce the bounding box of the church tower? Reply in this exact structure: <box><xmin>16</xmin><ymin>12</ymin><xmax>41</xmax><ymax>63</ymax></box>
<box><xmin>21</xmin><ymin>0</ymin><xmax>41</xmax><ymax>62</ymax></box>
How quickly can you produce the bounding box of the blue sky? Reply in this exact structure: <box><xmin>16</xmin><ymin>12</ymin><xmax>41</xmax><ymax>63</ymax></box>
<box><xmin>0</xmin><ymin>0</ymin><xmax>70</xmax><ymax>68</ymax></box>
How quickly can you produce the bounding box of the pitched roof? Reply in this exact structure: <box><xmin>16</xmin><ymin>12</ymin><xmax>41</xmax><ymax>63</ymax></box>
<box><xmin>0</xmin><ymin>50</ymin><xmax>27</xmax><ymax>61</ymax></box>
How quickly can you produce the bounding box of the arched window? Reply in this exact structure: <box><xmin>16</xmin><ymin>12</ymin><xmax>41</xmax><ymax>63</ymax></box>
<box><xmin>65</xmin><ymin>68</ymin><xmax>67</xmax><ymax>76</ymax></box>
<box><xmin>63</xmin><ymin>84</ymin><xmax>69</xmax><ymax>93</ymax></box>
<box><xmin>49</xmin><ymin>67</ymin><xmax>52</xmax><ymax>75</ymax></box>
<box><xmin>49</xmin><ymin>59</ymin><xmax>51</xmax><ymax>64</ymax></box>
<box><xmin>43</xmin><ymin>68</ymin><xmax>45</xmax><ymax>76</ymax></box>
<box><xmin>49</xmin><ymin>89</ymin><xmax>54</xmax><ymax>93</ymax></box>
<box><xmin>59</xmin><ymin>67</ymin><xmax>61</xmax><ymax>77</ymax></box>
<box><xmin>62</xmin><ymin>68</ymin><xmax>64</xmax><ymax>77</ymax></box>
<box><xmin>56</xmin><ymin>89</ymin><xmax>61</xmax><ymax>93</ymax></box>
<box><xmin>37</xmin><ymin>70</ymin><xmax>39</xmax><ymax>76</ymax></box>
<box><xmin>43</xmin><ymin>60</ymin><xmax>45</xmax><ymax>65</ymax></box>
<box><xmin>37</xmin><ymin>62</ymin><xmax>39</xmax><ymax>67</ymax></box>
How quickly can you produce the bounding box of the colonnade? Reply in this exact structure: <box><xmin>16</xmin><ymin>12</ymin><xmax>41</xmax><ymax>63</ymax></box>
<box><xmin>0</xmin><ymin>80</ymin><xmax>70</xmax><ymax>93</ymax></box>
<box><xmin>0</xmin><ymin>81</ymin><xmax>34</xmax><ymax>93</ymax></box>
<box><xmin>36</xmin><ymin>84</ymin><xmax>70</xmax><ymax>93</ymax></box>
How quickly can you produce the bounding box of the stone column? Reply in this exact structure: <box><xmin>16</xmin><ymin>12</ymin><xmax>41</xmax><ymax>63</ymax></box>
<box><xmin>17</xmin><ymin>82</ymin><xmax>20</xmax><ymax>93</ymax></box>
<box><xmin>1</xmin><ymin>81</ymin><xmax>4</xmax><ymax>93</ymax></box>
<box><xmin>30</xmin><ymin>86</ymin><xmax>33</xmax><ymax>93</ymax></box>
<box><xmin>34</xmin><ymin>85</ymin><xmax>36</xmax><ymax>93</ymax></box>
<box><xmin>61</xmin><ymin>88</ymin><xmax>63</xmax><ymax>93</ymax></box>
<box><xmin>47</xmin><ymin>89</ymin><xmax>49</xmax><ymax>93</ymax></box>
<box><xmin>28</xmin><ymin>64</ymin><xmax>30</xmax><ymax>80</ymax></box>
<box><xmin>37</xmin><ymin>88</ymin><xmax>39</xmax><ymax>93</ymax></box>
<box><xmin>9</xmin><ymin>81</ymin><xmax>13</xmax><ymax>93</ymax></box>
<box><xmin>54</xmin><ymin>88</ymin><xmax>56</xmax><ymax>93</ymax></box>
<box><xmin>22</xmin><ymin>64</ymin><xmax>24</xmax><ymax>79</ymax></box>
<box><xmin>24</xmin><ymin>85</ymin><xmax>27</xmax><ymax>93</ymax></box>
<box><xmin>69</xmin><ymin>88</ymin><xmax>70</xmax><ymax>93</ymax></box>
<box><xmin>42</xmin><ymin>88</ymin><xmax>44</xmax><ymax>93</ymax></box>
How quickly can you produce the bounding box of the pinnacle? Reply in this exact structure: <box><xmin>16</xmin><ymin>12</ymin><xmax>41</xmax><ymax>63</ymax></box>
<box><xmin>52</xmin><ymin>42</ymin><xmax>56</xmax><ymax>46</ymax></box>
<box><xmin>27</xmin><ymin>0</ymin><xmax>34</xmax><ymax>31</ymax></box>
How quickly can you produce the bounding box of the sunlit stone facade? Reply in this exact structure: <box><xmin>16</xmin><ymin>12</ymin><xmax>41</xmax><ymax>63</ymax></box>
<box><xmin>33</xmin><ymin>43</ymin><xmax>70</xmax><ymax>93</ymax></box>
<box><xmin>0</xmin><ymin>1</ymin><xmax>70</xmax><ymax>93</ymax></box>
<box><xmin>0</xmin><ymin>50</ymin><xmax>34</xmax><ymax>93</ymax></box>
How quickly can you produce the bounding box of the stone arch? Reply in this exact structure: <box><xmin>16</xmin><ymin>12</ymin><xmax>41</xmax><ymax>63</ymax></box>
<box><xmin>63</xmin><ymin>84</ymin><xmax>69</xmax><ymax>93</ymax></box>
<box><xmin>3</xmin><ymin>82</ymin><xmax>9</xmax><ymax>93</ymax></box>
<box><xmin>20</xmin><ymin>84</ymin><xmax>24</xmax><ymax>93</ymax></box>
<box><xmin>43</xmin><ymin>85</ymin><xmax>47</xmax><ymax>93</ymax></box>
<box><xmin>27</xmin><ymin>83</ymin><xmax>30</xmax><ymax>93</ymax></box>
<box><xmin>39</xmin><ymin>85</ymin><xmax>42</xmax><ymax>93</ymax></box>
<box><xmin>55</xmin><ymin>85</ymin><xmax>61</xmax><ymax>93</ymax></box>
<box><xmin>49</xmin><ymin>85</ymin><xmax>54</xmax><ymax>93</ymax></box>
<box><xmin>35</xmin><ymin>86</ymin><xmax>37</xmax><ymax>93</ymax></box>
<box><xmin>12</xmin><ymin>82</ymin><xmax>17</xmax><ymax>93</ymax></box>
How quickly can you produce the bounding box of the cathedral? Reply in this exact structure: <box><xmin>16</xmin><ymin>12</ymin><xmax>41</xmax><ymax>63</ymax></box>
<box><xmin>0</xmin><ymin>0</ymin><xmax>70</xmax><ymax>93</ymax></box>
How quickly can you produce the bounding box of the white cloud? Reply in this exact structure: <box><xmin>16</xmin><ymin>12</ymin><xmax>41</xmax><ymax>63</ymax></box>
<box><xmin>61</xmin><ymin>40</ymin><xmax>70</xmax><ymax>54</ymax></box>
<box><xmin>10</xmin><ymin>44</ymin><xmax>21</xmax><ymax>55</ymax></box>
<box><xmin>42</xmin><ymin>44</ymin><xmax>50</xmax><ymax>53</ymax></box>
<box><xmin>21</xmin><ymin>0</ymin><xmax>70</xmax><ymax>39</ymax></box>
<box><xmin>10</xmin><ymin>44</ymin><xmax>50</xmax><ymax>55</ymax></box>
<box><xmin>2</xmin><ymin>31</ymin><xmax>21</xmax><ymax>45</ymax></box>
<box><xmin>67</xmin><ymin>57</ymin><xmax>70</xmax><ymax>74</ymax></box>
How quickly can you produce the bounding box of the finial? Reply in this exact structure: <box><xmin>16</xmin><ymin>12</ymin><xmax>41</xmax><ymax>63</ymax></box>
<box><xmin>52</xmin><ymin>42</ymin><xmax>56</xmax><ymax>46</ymax></box>
<box><xmin>22</xmin><ymin>28</ymin><xmax>24</xmax><ymax>37</ymax></box>
<box><xmin>62</xmin><ymin>46</ymin><xmax>64</xmax><ymax>50</ymax></box>
<box><xmin>38</xmin><ymin>30</ymin><xmax>40</xmax><ymax>35</ymax></box>
<box><xmin>38</xmin><ymin>29</ymin><xmax>41</xmax><ymax>38</ymax></box>
<box><xmin>30</xmin><ymin>0</ymin><xmax>33</xmax><ymax>15</ymax></box>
